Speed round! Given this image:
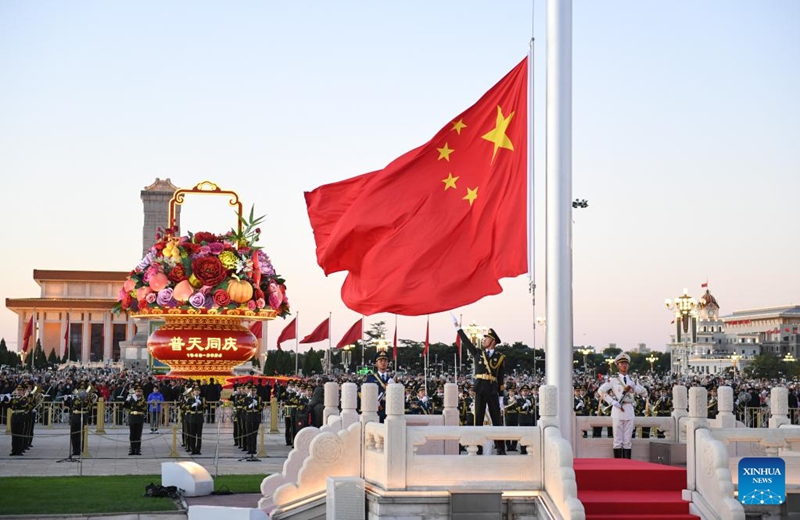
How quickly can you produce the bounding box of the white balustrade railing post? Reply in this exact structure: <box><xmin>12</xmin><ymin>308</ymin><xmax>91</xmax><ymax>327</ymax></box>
<box><xmin>716</xmin><ymin>386</ymin><xmax>735</xmax><ymax>428</ymax></box>
<box><xmin>672</xmin><ymin>385</ymin><xmax>688</xmax><ymax>442</ymax></box>
<box><xmin>769</xmin><ymin>386</ymin><xmax>790</xmax><ymax>429</ymax></box>
<box><xmin>360</xmin><ymin>383</ymin><xmax>379</xmax><ymax>425</ymax></box>
<box><xmin>340</xmin><ymin>382</ymin><xmax>359</xmax><ymax>429</ymax></box>
<box><xmin>442</xmin><ymin>382</ymin><xmax>460</xmax><ymax>454</ymax></box>
<box><xmin>323</xmin><ymin>381</ymin><xmax>340</xmax><ymax>426</ymax></box>
<box><xmin>385</xmin><ymin>383</ymin><xmax>407</xmax><ymax>490</ymax></box>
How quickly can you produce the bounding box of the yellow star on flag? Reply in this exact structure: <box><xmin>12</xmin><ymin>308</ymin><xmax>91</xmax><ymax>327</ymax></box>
<box><xmin>463</xmin><ymin>187</ymin><xmax>478</xmax><ymax>206</ymax></box>
<box><xmin>481</xmin><ymin>106</ymin><xmax>515</xmax><ymax>162</ymax></box>
<box><xmin>437</xmin><ymin>142</ymin><xmax>454</xmax><ymax>161</ymax></box>
<box><xmin>442</xmin><ymin>173</ymin><xmax>459</xmax><ymax>191</ymax></box>
<box><xmin>451</xmin><ymin>119</ymin><xmax>467</xmax><ymax>135</ymax></box>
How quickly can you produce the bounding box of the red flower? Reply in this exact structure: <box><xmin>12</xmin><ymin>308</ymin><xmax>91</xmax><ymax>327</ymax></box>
<box><xmin>192</xmin><ymin>256</ymin><xmax>228</xmax><ymax>286</ymax></box>
<box><xmin>213</xmin><ymin>289</ymin><xmax>231</xmax><ymax>307</ymax></box>
<box><xmin>194</xmin><ymin>231</ymin><xmax>217</xmax><ymax>244</ymax></box>
<box><xmin>253</xmin><ymin>288</ymin><xmax>265</xmax><ymax>300</ymax></box>
<box><xmin>167</xmin><ymin>265</ymin><xmax>188</xmax><ymax>284</ymax></box>
<box><xmin>121</xmin><ymin>293</ymin><xmax>133</xmax><ymax>310</ymax></box>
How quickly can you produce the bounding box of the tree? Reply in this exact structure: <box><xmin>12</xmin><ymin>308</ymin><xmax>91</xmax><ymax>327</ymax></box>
<box><xmin>744</xmin><ymin>353</ymin><xmax>785</xmax><ymax>380</ymax></box>
<box><xmin>33</xmin><ymin>339</ymin><xmax>47</xmax><ymax>369</ymax></box>
<box><xmin>365</xmin><ymin>320</ymin><xmax>387</xmax><ymax>342</ymax></box>
<box><xmin>47</xmin><ymin>349</ymin><xmax>60</xmax><ymax>366</ymax></box>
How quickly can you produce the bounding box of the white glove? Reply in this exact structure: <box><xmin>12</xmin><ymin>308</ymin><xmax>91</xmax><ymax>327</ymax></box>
<box><xmin>450</xmin><ymin>312</ymin><xmax>460</xmax><ymax>328</ymax></box>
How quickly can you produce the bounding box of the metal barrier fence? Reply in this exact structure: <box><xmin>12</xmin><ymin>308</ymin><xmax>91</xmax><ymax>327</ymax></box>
<box><xmin>0</xmin><ymin>399</ymin><xmax>277</xmax><ymax>429</ymax></box>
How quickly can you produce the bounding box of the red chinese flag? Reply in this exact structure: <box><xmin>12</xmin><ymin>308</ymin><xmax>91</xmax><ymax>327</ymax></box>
<box><xmin>305</xmin><ymin>58</ymin><xmax>528</xmax><ymax>316</ymax></box>
<box><xmin>336</xmin><ymin>318</ymin><xmax>363</xmax><ymax>350</ymax></box>
<box><xmin>276</xmin><ymin>317</ymin><xmax>297</xmax><ymax>351</ymax></box>
<box><xmin>22</xmin><ymin>316</ymin><xmax>34</xmax><ymax>353</ymax></box>
<box><xmin>423</xmin><ymin>317</ymin><xmax>430</xmax><ymax>357</ymax></box>
<box><xmin>393</xmin><ymin>322</ymin><xmax>398</xmax><ymax>361</ymax></box>
<box><xmin>300</xmin><ymin>317</ymin><xmax>330</xmax><ymax>344</ymax></box>
<box><xmin>249</xmin><ymin>321</ymin><xmax>263</xmax><ymax>339</ymax></box>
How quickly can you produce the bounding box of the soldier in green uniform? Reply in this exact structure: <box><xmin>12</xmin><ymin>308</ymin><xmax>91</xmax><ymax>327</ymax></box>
<box><xmin>9</xmin><ymin>384</ymin><xmax>29</xmax><ymax>456</ymax></box>
<box><xmin>504</xmin><ymin>383</ymin><xmax>520</xmax><ymax>451</ymax></box>
<box><xmin>67</xmin><ymin>384</ymin><xmax>93</xmax><ymax>457</ymax></box>
<box><xmin>124</xmin><ymin>385</ymin><xmax>147</xmax><ymax>455</ymax></box>
<box><xmin>454</xmin><ymin>317</ymin><xmax>506</xmax><ymax>455</ymax></box>
<box><xmin>184</xmin><ymin>385</ymin><xmax>205</xmax><ymax>455</ymax></box>
<box><xmin>243</xmin><ymin>383</ymin><xmax>262</xmax><ymax>457</ymax></box>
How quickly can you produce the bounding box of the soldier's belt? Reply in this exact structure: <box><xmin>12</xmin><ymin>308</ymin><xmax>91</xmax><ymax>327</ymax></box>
<box><xmin>12</xmin><ymin>410</ymin><xmax>26</xmax><ymax>414</ymax></box>
<box><xmin>475</xmin><ymin>374</ymin><xmax>497</xmax><ymax>382</ymax></box>
<box><xmin>129</xmin><ymin>411</ymin><xmax>144</xmax><ymax>415</ymax></box>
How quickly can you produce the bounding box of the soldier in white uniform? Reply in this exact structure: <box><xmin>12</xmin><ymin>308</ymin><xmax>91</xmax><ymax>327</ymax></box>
<box><xmin>599</xmin><ymin>353</ymin><xmax>647</xmax><ymax>459</ymax></box>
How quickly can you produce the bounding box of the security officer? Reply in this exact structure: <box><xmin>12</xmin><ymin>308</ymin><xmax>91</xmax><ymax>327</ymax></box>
<box><xmin>124</xmin><ymin>385</ymin><xmax>147</xmax><ymax>455</ymax></box>
<box><xmin>599</xmin><ymin>353</ymin><xmax>647</xmax><ymax>459</ymax></box>
<box><xmin>453</xmin><ymin>316</ymin><xmax>506</xmax><ymax>455</ymax></box>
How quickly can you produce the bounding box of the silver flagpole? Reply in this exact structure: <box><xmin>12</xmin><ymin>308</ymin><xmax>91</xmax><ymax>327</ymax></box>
<box><xmin>294</xmin><ymin>311</ymin><xmax>299</xmax><ymax>377</ymax></box>
<box><xmin>546</xmin><ymin>0</ymin><xmax>574</xmax><ymax>442</ymax></box>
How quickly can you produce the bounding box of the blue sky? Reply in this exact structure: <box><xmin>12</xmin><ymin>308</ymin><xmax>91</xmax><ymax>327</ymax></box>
<box><xmin>1</xmin><ymin>1</ymin><xmax>798</xmax><ymax>356</ymax></box>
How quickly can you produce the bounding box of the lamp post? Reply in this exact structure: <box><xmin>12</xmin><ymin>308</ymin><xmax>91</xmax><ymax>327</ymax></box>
<box><xmin>646</xmin><ymin>353</ymin><xmax>659</xmax><ymax>373</ymax></box>
<box><xmin>730</xmin><ymin>352</ymin><xmax>741</xmax><ymax>379</ymax></box>
<box><xmin>535</xmin><ymin>316</ymin><xmax>546</xmax><ymax>376</ymax></box>
<box><xmin>578</xmin><ymin>346</ymin><xmax>593</xmax><ymax>374</ymax></box>
<box><xmin>342</xmin><ymin>344</ymin><xmax>353</xmax><ymax>372</ymax></box>
<box><xmin>605</xmin><ymin>357</ymin><xmax>615</xmax><ymax>376</ymax></box>
<box><xmin>785</xmin><ymin>353</ymin><xmax>796</xmax><ymax>363</ymax></box>
<box><xmin>665</xmin><ymin>288</ymin><xmax>698</xmax><ymax>376</ymax></box>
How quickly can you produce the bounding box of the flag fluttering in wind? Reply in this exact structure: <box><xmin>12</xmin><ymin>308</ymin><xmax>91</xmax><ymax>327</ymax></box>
<box><xmin>305</xmin><ymin>57</ymin><xmax>529</xmax><ymax>316</ymax></box>
<box><xmin>276</xmin><ymin>317</ymin><xmax>297</xmax><ymax>351</ymax></box>
<box><xmin>300</xmin><ymin>317</ymin><xmax>330</xmax><ymax>344</ymax></box>
<box><xmin>337</xmin><ymin>318</ymin><xmax>363</xmax><ymax>350</ymax></box>
<box><xmin>22</xmin><ymin>316</ymin><xmax>34</xmax><ymax>354</ymax></box>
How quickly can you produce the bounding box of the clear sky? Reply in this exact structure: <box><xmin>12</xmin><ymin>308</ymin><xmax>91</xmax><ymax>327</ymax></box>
<box><xmin>1</xmin><ymin>1</ymin><xmax>798</xmax><ymax>356</ymax></box>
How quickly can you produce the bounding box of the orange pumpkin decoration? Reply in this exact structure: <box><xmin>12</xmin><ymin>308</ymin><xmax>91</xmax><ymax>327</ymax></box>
<box><xmin>228</xmin><ymin>277</ymin><xmax>254</xmax><ymax>303</ymax></box>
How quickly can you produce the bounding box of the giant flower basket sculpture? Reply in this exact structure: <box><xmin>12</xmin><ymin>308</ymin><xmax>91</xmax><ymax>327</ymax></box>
<box><xmin>114</xmin><ymin>181</ymin><xmax>289</xmax><ymax>381</ymax></box>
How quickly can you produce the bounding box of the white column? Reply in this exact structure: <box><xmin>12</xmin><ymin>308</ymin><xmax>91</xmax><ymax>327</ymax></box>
<box><xmin>82</xmin><ymin>313</ymin><xmax>90</xmax><ymax>363</ymax></box>
<box><xmin>545</xmin><ymin>0</ymin><xmax>574</xmax><ymax>442</ymax></box>
<box><xmin>103</xmin><ymin>312</ymin><xmax>112</xmax><ymax>361</ymax></box>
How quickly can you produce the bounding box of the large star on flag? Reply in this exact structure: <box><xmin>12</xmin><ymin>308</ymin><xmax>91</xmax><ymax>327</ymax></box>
<box><xmin>481</xmin><ymin>106</ymin><xmax>515</xmax><ymax>162</ymax></box>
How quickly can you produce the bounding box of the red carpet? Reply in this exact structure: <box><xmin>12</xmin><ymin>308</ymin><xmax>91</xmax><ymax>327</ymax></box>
<box><xmin>574</xmin><ymin>458</ymin><xmax>700</xmax><ymax>520</ymax></box>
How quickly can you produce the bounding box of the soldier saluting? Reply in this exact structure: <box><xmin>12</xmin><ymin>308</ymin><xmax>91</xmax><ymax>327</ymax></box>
<box><xmin>452</xmin><ymin>314</ymin><xmax>506</xmax><ymax>455</ymax></box>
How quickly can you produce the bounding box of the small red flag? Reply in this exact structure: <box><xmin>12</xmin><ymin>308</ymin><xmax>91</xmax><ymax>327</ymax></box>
<box><xmin>22</xmin><ymin>316</ymin><xmax>34</xmax><ymax>353</ymax></box>
<box><xmin>276</xmin><ymin>317</ymin><xmax>297</xmax><ymax>351</ymax></box>
<box><xmin>422</xmin><ymin>317</ymin><xmax>430</xmax><ymax>357</ymax></box>
<box><xmin>337</xmin><ymin>318</ymin><xmax>363</xmax><ymax>349</ymax></box>
<box><xmin>701</xmin><ymin>282</ymin><xmax>708</xmax><ymax>288</ymax></box>
<box><xmin>249</xmin><ymin>321</ymin><xmax>263</xmax><ymax>339</ymax></box>
<box><xmin>393</xmin><ymin>322</ymin><xmax>398</xmax><ymax>361</ymax></box>
<box><xmin>305</xmin><ymin>58</ymin><xmax>529</xmax><ymax>316</ymax></box>
<box><xmin>300</xmin><ymin>317</ymin><xmax>330</xmax><ymax>344</ymax></box>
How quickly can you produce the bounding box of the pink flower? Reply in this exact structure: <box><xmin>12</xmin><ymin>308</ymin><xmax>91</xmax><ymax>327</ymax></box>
<box><xmin>256</xmin><ymin>298</ymin><xmax>266</xmax><ymax>308</ymax></box>
<box><xmin>145</xmin><ymin>292</ymin><xmax>157</xmax><ymax>304</ymax></box>
<box><xmin>247</xmin><ymin>300</ymin><xmax>257</xmax><ymax>311</ymax></box>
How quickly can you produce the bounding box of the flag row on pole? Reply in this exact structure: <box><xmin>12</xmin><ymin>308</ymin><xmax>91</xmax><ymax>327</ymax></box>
<box><xmin>259</xmin><ymin>314</ymin><xmax>466</xmax><ymax>355</ymax></box>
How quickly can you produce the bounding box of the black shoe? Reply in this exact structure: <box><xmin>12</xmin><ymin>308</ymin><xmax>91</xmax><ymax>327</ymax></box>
<box><xmin>477</xmin><ymin>446</ymin><xmax>484</xmax><ymax>455</ymax></box>
<box><xmin>507</xmin><ymin>447</ymin><xmax>518</xmax><ymax>452</ymax></box>
<box><xmin>496</xmin><ymin>450</ymin><xmax>507</xmax><ymax>455</ymax></box>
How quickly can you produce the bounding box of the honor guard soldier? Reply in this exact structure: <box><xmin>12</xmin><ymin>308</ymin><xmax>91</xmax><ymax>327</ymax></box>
<box><xmin>231</xmin><ymin>384</ymin><xmax>244</xmax><ymax>448</ymax></box>
<box><xmin>124</xmin><ymin>386</ymin><xmax>146</xmax><ymax>455</ymax></box>
<box><xmin>184</xmin><ymin>385</ymin><xmax>205</xmax><ymax>455</ymax></box>
<box><xmin>363</xmin><ymin>350</ymin><xmax>393</xmax><ymax>422</ymax></box>
<box><xmin>599</xmin><ymin>353</ymin><xmax>648</xmax><ymax>459</ymax></box>
<box><xmin>517</xmin><ymin>384</ymin><xmax>536</xmax><ymax>454</ymax></box>
<box><xmin>68</xmin><ymin>384</ymin><xmax>93</xmax><ymax>457</ymax></box>
<box><xmin>453</xmin><ymin>315</ymin><xmax>506</xmax><ymax>455</ymax></box>
<box><xmin>503</xmin><ymin>384</ymin><xmax>520</xmax><ymax>451</ymax></box>
<box><xmin>9</xmin><ymin>384</ymin><xmax>29</xmax><ymax>456</ymax></box>
<box><xmin>243</xmin><ymin>383</ymin><xmax>262</xmax><ymax>456</ymax></box>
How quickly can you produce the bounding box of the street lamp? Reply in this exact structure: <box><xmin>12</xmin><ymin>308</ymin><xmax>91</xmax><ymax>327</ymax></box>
<box><xmin>342</xmin><ymin>344</ymin><xmax>353</xmax><ymax>372</ymax></box>
<box><xmin>578</xmin><ymin>346</ymin><xmax>593</xmax><ymax>373</ymax></box>
<box><xmin>785</xmin><ymin>353</ymin><xmax>796</xmax><ymax>363</ymax></box>
<box><xmin>665</xmin><ymin>288</ymin><xmax>698</xmax><ymax>376</ymax></box>
<box><xmin>535</xmin><ymin>316</ymin><xmax>546</xmax><ymax>376</ymax></box>
<box><xmin>646</xmin><ymin>353</ymin><xmax>659</xmax><ymax>373</ymax></box>
<box><xmin>605</xmin><ymin>357</ymin><xmax>615</xmax><ymax>376</ymax></box>
<box><xmin>730</xmin><ymin>352</ymin><xmax>741</xmax><ymax>378</ymax></box>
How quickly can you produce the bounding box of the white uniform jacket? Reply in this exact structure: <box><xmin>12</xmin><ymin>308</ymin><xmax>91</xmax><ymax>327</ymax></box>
<box><xmin>599</xmin><ymin>375</ymin><xmax>647</xmax><ymax>420</ymax></box>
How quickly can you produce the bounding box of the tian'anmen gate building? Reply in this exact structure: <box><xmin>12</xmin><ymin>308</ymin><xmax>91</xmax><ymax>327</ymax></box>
<box><xmin>5</xmin><ymin>178</ymin><xmax>181</xmax><ymax>365</ymax></box>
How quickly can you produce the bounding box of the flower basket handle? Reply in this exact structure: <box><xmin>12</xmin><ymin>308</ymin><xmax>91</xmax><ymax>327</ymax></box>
<box><xmin>168</xmin><ymin>181</ymin><xmax>243</xmax><ymax>235</ymax></box>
